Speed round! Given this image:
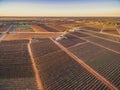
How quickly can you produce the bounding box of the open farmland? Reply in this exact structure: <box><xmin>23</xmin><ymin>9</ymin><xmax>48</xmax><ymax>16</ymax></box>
<box><xmin>46</xmin><ymin>24</ymin><xmax>67</xmax><ymax>32</ymax></box>
<box><xmin>69</xmin><ymin>43</ymin><xmax>120</xmax><ymax>89</ymax></box>
<box><xmin>30</xmin><ymin>39</ymin><xmax>109</xmax><ymax>90</ymax></box>
<box><xmin>0</xmin><ymin>24</ymin><xmax>11</xmax><ymax>32</ymax></box>
<box><xmin>81</xmin><ymin>25</ymin><xmax>101</xmax><ymax>32</ymax></box>
<box><xmin>73</xmin><ymin>31</ymin><xmax>120</xmax><ymax>53</ymax></box>
<box><xmin>71</xmin><ymin>32</ymin><xmax>90</xmax><ymax>37</ymax></box>
<box><xmin>0</xmin><ymin>40</ymin><xmax>37</xmax><ymax>90</ymax></box>
<box><xmin>79</xmin><ymin>30</ymin><xmax>120</xmax><ymax>42</ymax></box>
<box><xmin>84</xmin><ymin>36</ymin><xmax>120</xmax><ymax>53</ymax></box>
<box><xmin>60</xmin><ymin>22</ymin><xmax>82</xmax><ymax>29</ymax></box>
<box><xmin>31</xmin><ymin>25</ymin><xmax>48</xmax><ymax>32</ymax></box>
<box><xmin>102</xmin><ymin>25</ymin><xmax>119</xmax><ymax>35</ymax></box>
<box><xmin>38</xmin><ymin>24</ymin><xmax>58</xmax><ymax>32</ymax></box>
<box><xmin>0</xmin><ymin>17</ymin><xmax>120</xmax><ymax>90</ymax></box>
<box><xmin>31</xmin><ymin>39</ymin><xmax>60</xmax><ymax>58</ymax></box>
<box><xmin>11</xmin><ymin>24</ymin><xmax>34</xmax><ymax>32</ymax></box>
<box><xmin>57</xmin><ymin>35</ymin><xmax>85</xmax><ymax>48</ymax></box>
<box><xmin>103</xmin><ymin>30</ymin><xmax>119</xmax><ymax>35</ymax></box>
<box><xmin>4</xmin><ymin>32</ymin><xmax>64</xmax><ymax>40</ymax></box>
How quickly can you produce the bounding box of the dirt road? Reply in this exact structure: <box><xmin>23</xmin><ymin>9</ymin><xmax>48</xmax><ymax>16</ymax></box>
<box><xmin>28</xmin><ymin>40</ymin><xmax>43</xmax><ymax>90</ymax></box>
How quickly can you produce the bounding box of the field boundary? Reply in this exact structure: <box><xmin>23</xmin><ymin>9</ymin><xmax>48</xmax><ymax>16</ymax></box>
<box><xmin>28</xmin><ymin>39</ymin><xmax>43</xmax><ymax>90</ymax></box>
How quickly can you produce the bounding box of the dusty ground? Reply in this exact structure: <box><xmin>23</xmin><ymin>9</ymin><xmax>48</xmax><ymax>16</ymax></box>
<box><xmin>4</xmin><ymin>32</ymin><xmax>64</xmax><ymax>40</ymax></box>
<box><xmin>31</xmin><ymin>25</ymin><xmax>48</xmax><ymax>32</ymax></box>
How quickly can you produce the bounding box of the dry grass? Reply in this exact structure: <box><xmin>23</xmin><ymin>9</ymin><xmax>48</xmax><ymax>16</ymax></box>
<box><xmin>46</xmin><ymin>24</ymin><xmax>67</xmax><ymax>32</ymax></box>
<box><xmin>4</xmin><ymin>32</ymin><xmax>63</xmax><ymax>40</ymax></box>
<box><xmin>31</xmin><ymin>25</ymin><xmax>48</xmax><ymax>32</ymax></box>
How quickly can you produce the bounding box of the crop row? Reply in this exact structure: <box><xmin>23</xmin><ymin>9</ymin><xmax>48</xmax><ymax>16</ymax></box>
<box><xmin>0</xmin><ymin>39</ymin><xmax>29</xmax><ymax>45</ymax></box>
<box><xmin>0</xmin><ymin>78</ymin><xmax>37</xmax><ymax>90</ymax></box>
<box><xmin>85</xmin><ymin>36</ymin><xmax>120</xmax><ymax>53</ymax></box>
<box><xmin>31</xmin><ymin>39</ymin><xmax>60</xmax><ymax>58</ymax></box>
<box><xmin>103</xmin><ymin>30</ymin><xmax>119</xmax><ymax>35</ymax></box>
<box><xmin>38</xmin><ymin>24</ymin><xmax>58</xmax><ymax>32</ymax></box>
<box><xmin>13</xmin><ymin>27</ymin><xmax>34</xmax><ymax>32</ymax></box>
<box><xmin>31</xmin><ymin>40</ymin><xmax>109</xmax><ymax>90</ymax></box>
<box><xmin>46</xmin><ymin>24</ymin><xmax>66</xmax><ymax>32</ymax></box>
<box><xmin>0</xmin><ymin>25</ymin><xmax>10</xmax><ymax>32</ymax></box>
<box><xmin>71</xmin><ymin>32</ymin><xmax>89</xmax><ymax>37</ymax></box>
<box><xmin>81</xmin><ymin>26</ymin><xmax>101</xmax><ymax>32</ymax></box>
<box><xmin>58</xmin><ymin>35</ymin><xmax>85</xmax><ymax>48</ymax></box>
<box><xmin>31</xmin><ymin>25</ymin><xmax>47</xmax><ymax>32</ymax></box>
<box><xmin>80</xmin><ymin>30</ymin><xmax>120</xmax><ymax>42</ymax></box>
<box><xmin>69</xmin><ymin>42</ymin><xmax>120</xmax><ymax>89</ymax></box>
<box><xmin>0</xmin><ymin>40</ymin><xmax>37</xmax><ymax>89</ymax></box>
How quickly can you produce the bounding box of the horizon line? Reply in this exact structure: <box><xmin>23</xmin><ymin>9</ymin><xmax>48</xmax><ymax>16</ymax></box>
<box><xmin>0</xmin><ymin>16</ymin><xmax>120</xmax><ymax>18</ymax></box>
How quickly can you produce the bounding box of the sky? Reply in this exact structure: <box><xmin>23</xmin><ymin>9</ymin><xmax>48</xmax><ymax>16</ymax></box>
<box><xmin>0</xmin><ymin>0</ymin><xmax>120</xmax><ymax>17</ymax></box>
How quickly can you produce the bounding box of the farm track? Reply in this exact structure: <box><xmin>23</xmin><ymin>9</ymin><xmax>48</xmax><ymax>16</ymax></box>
<box><xmin>102</xmin><ymin>32</ymin><xmax>120</xmax><ymax>37</ymax></box>
<box><xmin>68</xmin><ymin>41</ymin><xmax>88</xmax><ymax>49</ymax></box>
<box><xmin>28</xmin><ymin>40</ymin><xmax>43</xmax><ymax>90</ymax></box>
<box><xmin>50</xmin><ymin>38</ymin><xmax>117</xmax><ymax>90</ymax></box>
<box><xmin>0</xmin><ymin>25</ymin><xmax>13</xmax><ymax>42</ymax></box>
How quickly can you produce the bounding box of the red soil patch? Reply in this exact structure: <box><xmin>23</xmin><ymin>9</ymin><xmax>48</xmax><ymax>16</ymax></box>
<box><xmin>4</xmin><ymin>32</ymin><xmax>63</xmax><ymax>40</ymax></box>
<box><xmin>31</xmin><ymin>25</ymin><xmax>48</xmax><ymax>32</ymax></box>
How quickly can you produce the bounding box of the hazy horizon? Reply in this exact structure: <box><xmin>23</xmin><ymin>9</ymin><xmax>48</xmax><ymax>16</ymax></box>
<box><xmin>0</xmin><ymin>0</ymin><xmax>120</xmax><ymax>17</ymax></box>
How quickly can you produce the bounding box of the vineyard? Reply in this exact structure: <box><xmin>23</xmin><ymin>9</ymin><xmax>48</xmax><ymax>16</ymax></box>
<box><xmin>46</xmin><ymin>24</ymin><xmax>67</xmax><ymax>32</ymax></box>
<box><xmin>0</xmin><ymin>39</ymin><xmax>29</xmax><ymax>45</ymax></box>
<box><xmin>69</xmin><ymin>42</ymin><xmax>120</xmax><ymax>89</ymax></box>
<box><xmin>81</xmin><ymin>26</ymin><xmax>101</xmax><ymax>32</ymax></box>
<box><xmin>73</xmin><ymin>31</ymin><xmax>120</xmax><ymax>53</ymax></box>
<box><xmin>85</xmin><ymin>36</ymin><xmax>120</xmax><ymax>53</ymax></box>
<box><xmin>80</xmin><ymin>30</ymin><xmax>120</xmax><ymax>42</ymax></box>
<box><xmin>102</xmin><ymin>25</ymin><xmax>119</xmax><ymax>35</ymax></box>
<box><xmin>0</xmin><ymin>25</ymin><xmax>10</xmax><ymax>32</ymax></box>
<box><xmin>0</xmin><ymin>17</ymin><xmax>120</xmax><ymax>90</ymax></box>
<box><xmin>0</xmin><ymin>40</ymin><xmax>37</xmax><ymax>90</ymax></box>
<box><xmin>31</xmin><ymin>39</ymin><xmax>60</xmax><ymax>58</ymax></box>
<box><xmin>103</xmin><ymin>30</ymin><xmax>119</xmax><ymax>35</ymax></box>
<box><xmin>12</xmin><ymin>25</ymin><xmax>34</xmax><ymax>32</ymax></box>
<box><xmin>31</xmin><ymin>25</ymin><xmax>48</xmax><ymax>32</ymax></box>
<box><xmin>71</xmin><ymin>32</ymin><xmax>89</xmax><ymax>37</ymax></box>
<box><xmin>57</xmin><ymin>35</ymin><xmax>85</xmax><ymax>48</ymax></box>
<box><xmin>38</xmin><ymin>24</ymin><xmax>58</xmax><ymax>32</ymax></box>
<box><xmin>30</xmin><ymin>39</ymin><xmax>109</xmax><ymax>90</ymax></box>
